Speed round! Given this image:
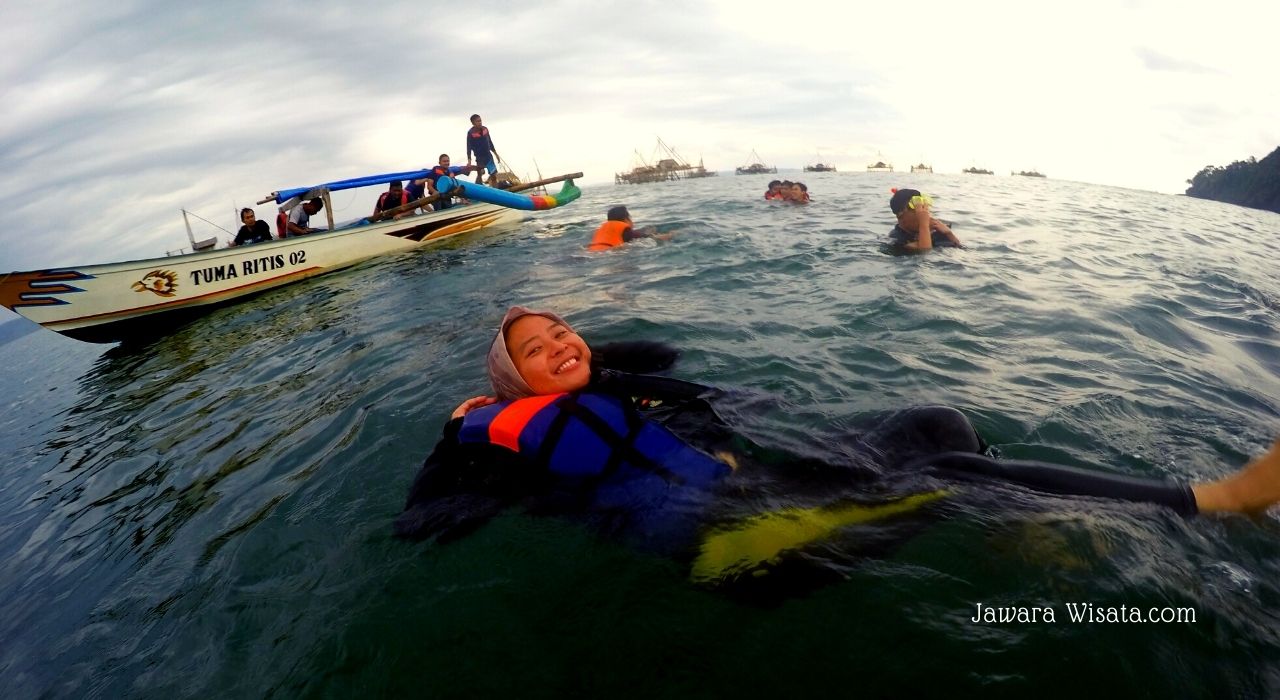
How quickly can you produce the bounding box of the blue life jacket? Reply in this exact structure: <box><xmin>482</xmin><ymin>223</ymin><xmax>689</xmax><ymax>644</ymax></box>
<box><xmin>457</xmin><ymin>392</ymin><xmax>731</xmax><ymax>533</ymax></box>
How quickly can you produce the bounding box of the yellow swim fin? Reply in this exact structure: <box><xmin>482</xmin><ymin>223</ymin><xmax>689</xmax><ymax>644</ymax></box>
<box><xmin>691</xmin><ymin>490</ymin><xmax>948</xmax><ymax>583</ymax></box>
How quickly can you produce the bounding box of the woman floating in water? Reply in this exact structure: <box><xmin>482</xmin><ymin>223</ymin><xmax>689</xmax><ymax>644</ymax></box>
<box><xmin>396</xmin><ymin>306</ymin><xmax>1280</xmax><ymax>592</ymax></box>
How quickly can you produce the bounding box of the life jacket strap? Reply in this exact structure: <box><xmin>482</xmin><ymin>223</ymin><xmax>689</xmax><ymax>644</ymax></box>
<box><xmin>555</xmin><ymin>396</ymin><xmax>686</xmax><ymax>486</ymax></box>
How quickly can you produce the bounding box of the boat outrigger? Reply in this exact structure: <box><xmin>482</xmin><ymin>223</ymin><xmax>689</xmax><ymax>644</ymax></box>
<box><xmin>1</xmin><ymin>170</ymin><xmax>582</xmax><ymax>343</ymax></box>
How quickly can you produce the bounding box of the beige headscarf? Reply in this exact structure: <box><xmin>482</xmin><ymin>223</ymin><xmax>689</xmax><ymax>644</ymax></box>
<box><xmin>486</xmin><ymin>305</ymin><xmax>576</xmax><ymax>401</ymax></box>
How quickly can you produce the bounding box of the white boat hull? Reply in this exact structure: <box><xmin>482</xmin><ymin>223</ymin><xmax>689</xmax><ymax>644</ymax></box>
<box><xmin>1</xmin><ymin>203</ymin><xmax>520</xmax><ymax>343</ymax></box>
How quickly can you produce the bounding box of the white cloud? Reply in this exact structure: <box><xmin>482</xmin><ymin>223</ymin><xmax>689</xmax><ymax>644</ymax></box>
<box><xmin>1</xmin><ymin>0</ymin><xmax>1277</xmax><ymax>274</ymax></box>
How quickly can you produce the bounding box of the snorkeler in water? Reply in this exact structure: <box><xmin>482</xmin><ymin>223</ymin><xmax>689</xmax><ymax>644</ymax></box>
<box><xmin>887</xmin><ymin>188</ymin><xmax>962</xmax><ymax>251</ymax></box>
<box><xmin>395</xmin><ymin>306</ymin><xmax>1280</xmax><ymax>591</ymax></box>
<box><xmin>587</xmin><ymin>206</ymin><xmax>674</xmax><ymax>251</ymax></box>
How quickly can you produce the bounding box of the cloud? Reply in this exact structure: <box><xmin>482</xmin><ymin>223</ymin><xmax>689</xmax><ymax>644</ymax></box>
<box><xmin>2</xmin><ymin>0</ymin><xmax>1280</xmax><ymax>275</ymax></box>
<box><xmin>1135</xmin><ymin>47</ymin><xmax>1220</xmax><ymax>75</ymax></box>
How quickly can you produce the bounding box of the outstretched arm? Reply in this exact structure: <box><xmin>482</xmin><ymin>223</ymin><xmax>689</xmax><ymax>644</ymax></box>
<box><xmin>1192</xmin><ymin>437</ymin><xmax>1280</xmax><ymax>513</ymax></box>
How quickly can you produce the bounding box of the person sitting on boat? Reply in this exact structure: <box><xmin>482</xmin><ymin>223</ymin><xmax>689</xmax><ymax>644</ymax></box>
<box><xmin>886</xmin><ymin>188</ymin><xmax>961</xmax><ymax>252</ymax></box>
<box><xmin>373</xmin><ymin>181</ymin><xmax>412</xmax><ymax>220</ymax></box>
<box><xmin>394</xmin><ymin>305</ymin><xmax>1280</xmax><ymax>596</ymax></box>
<box><xmin>587</xmin><ymin>205</ymin><xmax>672</xmax><ymax>252</ymax></box>
<box><xmin>764</xmin><ymin>180</ymin><xmax>785</xmax><ymax>200</ymax></box>
<box><xmin>280</xmin><ymin>198</ymin><xmax>325</xmax><ymax>238</ymax></box>
<box><xmin>427</xmin><ymin>154</ymin><xmax>475</xmax><ymax>211</ymax></box>
<box><xmin>405</xmin><ymin>175</ymin><xmax>434</xmax><ymax>214</ymax></box>
<box><xmin>466</xmin><ymin>114</ymin><xmax>501</xmax><ymax>186</ymax></box>
<box><xmin>231</xmin><ymin>208</ymin><xmax>273</xmax><ymax>247</ymax></box>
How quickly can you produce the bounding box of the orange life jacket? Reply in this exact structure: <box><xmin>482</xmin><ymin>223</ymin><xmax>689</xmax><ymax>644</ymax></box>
<box><xmin>588</xmin><ymin>220</ymin><xmax>630</xmax><ymax>251</ymax></box>
<box><xmin>276</xmin><ymin>212</ymin><xmax>288</xmax><ymax>238</ymax></box>
<box><xmin>375</xmin><ymin>190</ymin><xmax>410</xmax><ymax>215</ymax></box>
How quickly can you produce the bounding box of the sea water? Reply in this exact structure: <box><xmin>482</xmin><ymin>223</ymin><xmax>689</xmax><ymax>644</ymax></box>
<box><xmin>1</xmin><ymin>173</ymin><xmax>1279</xmax><ymax>697</ymax></box>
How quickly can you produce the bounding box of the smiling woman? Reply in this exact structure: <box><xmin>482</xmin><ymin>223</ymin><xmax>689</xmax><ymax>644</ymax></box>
<box><xmin>502</xmin><ymin>313</ymin><xmax>593</xmax><ymax>396</ymax></box>
<box><xmin>396</xmin><ymin>305</ymin><xmax>1280</xmax><ymax>596</ymax></box>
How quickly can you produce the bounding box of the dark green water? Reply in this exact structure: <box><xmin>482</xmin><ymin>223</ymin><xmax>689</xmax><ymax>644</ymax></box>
<box><xmin>2</xmin><ymin>173</ymin><xmax>1279</xmax><ymax>698</ymax></box>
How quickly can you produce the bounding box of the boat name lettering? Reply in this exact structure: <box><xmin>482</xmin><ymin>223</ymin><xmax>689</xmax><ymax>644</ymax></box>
<box><xmin>189</xmin><ymin>251</ymin><xmax>307</xmax><ymax>286</ymax></box>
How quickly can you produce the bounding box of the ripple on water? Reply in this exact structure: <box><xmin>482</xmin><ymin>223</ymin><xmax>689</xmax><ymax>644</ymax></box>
<box><xmin>1</xmin><ymin>175</ymin><xmax>1279</xmax><ymax>696</ymax></box>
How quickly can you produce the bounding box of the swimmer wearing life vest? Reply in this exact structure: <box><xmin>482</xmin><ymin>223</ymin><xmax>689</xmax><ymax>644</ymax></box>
<box><xmin>587</xmin><ymin>206</ymin><xmax>673</xmax><ymax>251</ymax></box>
<box><xmin>887</xmin><ymin>188</ymin><xmax>962</xmax><ymax>251</ymax></box>
<box><xmin>395</xmin><ymin>306</ymin><xmax>1280</xmax><ymax>593</ymax></box>
<box><xmin>784</xmin><ymin>182</ymin><xmax>810</xmax><ymax>203</ymax></box>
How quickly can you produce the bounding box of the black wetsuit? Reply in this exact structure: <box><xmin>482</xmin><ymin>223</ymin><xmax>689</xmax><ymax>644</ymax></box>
<box><xmin>887</xmin><ymin>223</ymin><xmax>960</xmax><ymax>249</ymax></box>
<box><xmin>397</xmin><ymin>342</ymin><xmax>1196</xmax><ymax>554</ymax></box>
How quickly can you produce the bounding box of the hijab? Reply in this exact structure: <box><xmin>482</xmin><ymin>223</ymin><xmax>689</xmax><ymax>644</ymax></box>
<box><xmin>486</xmin><ymin>305</ymin><xmax>575</xmax><ymax>401</ymax></box>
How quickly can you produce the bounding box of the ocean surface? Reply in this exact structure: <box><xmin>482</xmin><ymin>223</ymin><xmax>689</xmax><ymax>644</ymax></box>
<box><xmin>2</xmin><ymin>172</ymin><xmax>1279</xmax><ymax>698</ymax></box>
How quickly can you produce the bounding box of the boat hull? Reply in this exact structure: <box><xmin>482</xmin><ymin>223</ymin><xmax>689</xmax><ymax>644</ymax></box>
<box><xmin>1</xmin><ymin>203</ymin><xmax>520</xmax><ymax>343</ymax></box>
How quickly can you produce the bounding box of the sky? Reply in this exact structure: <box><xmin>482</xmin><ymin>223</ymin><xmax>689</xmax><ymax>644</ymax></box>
<box><xmin>1</xmin><ymin>0</ymin><xmax>1278</xmax><ymax>275</ymax></box>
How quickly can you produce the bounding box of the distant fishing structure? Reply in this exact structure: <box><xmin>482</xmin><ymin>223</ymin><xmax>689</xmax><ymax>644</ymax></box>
<box><xmin>615</xmin><ymin>137</ymin><xmax>716</xmax><ymax>185</ymax></box>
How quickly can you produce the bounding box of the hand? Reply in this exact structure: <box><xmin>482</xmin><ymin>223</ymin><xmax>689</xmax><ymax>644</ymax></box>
<box><xmin>451</xmin><ymin>395</ymin><xmax>497</xmax><ymax>419</ymax></box>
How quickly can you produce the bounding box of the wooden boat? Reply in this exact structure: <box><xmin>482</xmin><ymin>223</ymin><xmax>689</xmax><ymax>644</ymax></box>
<box><xmin>910</xmin><ymin>163</ymin><xmax>933</xmax><ymax>173</ymax></box>
<box><xmin>962</xmin><ymin>166</ymin><xmax>994</xmax><ymax>175</ymax></box>
<box><xmin>1</xmin><ymin>172</ymin><xmax>582</xmax><ymax>343</ymax></box>
<box><xmin>1013</xmin><ymin>170</ymin><xmax>1046</xmax><ymax>178</ymax></box>
<box><xmin>735</xmin><ymin>149</ymin><xmax>777</xmax><ymax>175</ymax></box>
<box><xmin>804</xmin><ymin>151</ymin><xmax>836</xmax><ymax>172</ymax></box>
<box><xmin>866</xmin><ymin>161</ymin><xmax>894</xmax><ymax>172</ymax></box>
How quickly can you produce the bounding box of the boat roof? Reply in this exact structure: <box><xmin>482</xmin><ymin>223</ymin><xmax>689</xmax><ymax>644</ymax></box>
<box><xmin>273</xmin><ymin>169</ymin><xmax>432</xmax><ymax>203</ymax></box>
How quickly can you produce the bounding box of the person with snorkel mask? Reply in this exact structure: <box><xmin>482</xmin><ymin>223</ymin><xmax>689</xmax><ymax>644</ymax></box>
<box><xmin>888</xmin><ymin>188</ymin><xmax>962</xmax><ymax>251</ymax></box>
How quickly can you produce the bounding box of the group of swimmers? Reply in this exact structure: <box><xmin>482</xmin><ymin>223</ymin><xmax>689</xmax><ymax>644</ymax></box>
<box><xmin>383</xmin><ymin>167</ymin><xmax>1280</xmax><ymax>600</ymax></box>
<box><xmin>587</xmin><ymin>185</ymin><xmax>963</xmax><ymax>255</ymax></box>
<box><xmin>764</xmin><ymin>180</ymin><xmax>811</xmax><ymax>203</ymax></box>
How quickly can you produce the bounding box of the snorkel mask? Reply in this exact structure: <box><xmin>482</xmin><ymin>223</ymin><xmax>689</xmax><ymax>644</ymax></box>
<box><xmin>908</xmin><ymin>194</ymin><xmax>933</xmax><ymax>210</ymax></box>
<box><xmin>890</xmin><ymin>188</ymin><xmax>934</xmax><ymax>214</ymax></box>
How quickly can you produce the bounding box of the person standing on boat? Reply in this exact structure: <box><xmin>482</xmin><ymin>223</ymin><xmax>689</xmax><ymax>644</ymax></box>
<box><xmin>466</xmin><ymin>114</ymin><xmax>501</xmax><ymax>186</ymax></box>
<box><xmin>588</xmin><ymin>206</ymin><xmax>672</xmax><ymax>251</ymax></box>
<box><xmin>373</xmin><ymin>181</ymin><xmax>412</xmax><ymax>220</ymax></box>
<box><xmin>886</xmin><ymin>188</ymin><xmax>961</xmax><ymax>252</ymax></box>
<box><xmin>282</xmin><ymin>198</ymin><xmax>325</xmax><ymax>238</ymax></box>
<box><xmin>427</xmin><ymin>154</ymin><xmax>474</xmax><ymax>211</ymax></box>
<box><xmin>231</xmin><ymin>208</ymin><xmax>273</xmax><ymax>246</ymax></box>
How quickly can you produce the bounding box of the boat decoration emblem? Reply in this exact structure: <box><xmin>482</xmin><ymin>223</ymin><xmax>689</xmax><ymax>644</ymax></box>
<box><xmin>131</xmin><ymin>270</ymin><xmax>179</xmax><ymax>297</ymax></box>
<box><xmin>0</xmin><ymin>269</ymin><xmax>93</xmax><ymax>308</ymax></box>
